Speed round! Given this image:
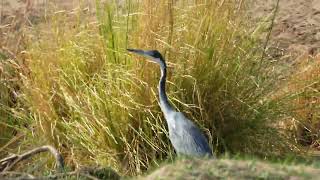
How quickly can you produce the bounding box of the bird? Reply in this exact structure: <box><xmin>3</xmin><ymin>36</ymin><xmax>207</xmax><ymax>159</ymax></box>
<box><xmin>127</xmin><ymin>48</ymin><xmax>213</xmax><ymax>157</ymax></box>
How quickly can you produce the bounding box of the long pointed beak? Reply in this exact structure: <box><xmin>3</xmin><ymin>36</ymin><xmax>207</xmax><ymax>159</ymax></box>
<box><xmin>127</xmin><ymin>49</ymin><xmax>147</xmax><ymax>56</ymax></box>
<box><xmin>127</xmin><ymin>48</ymin><xmax>162</xmax><ymax>64</ymax></box>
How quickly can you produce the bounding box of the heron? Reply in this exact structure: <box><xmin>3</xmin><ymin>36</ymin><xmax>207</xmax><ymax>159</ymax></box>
<box><xmin>127</xmin><ymin>49</ymin><xmax>213</xmax><ymax>157</ymax></box>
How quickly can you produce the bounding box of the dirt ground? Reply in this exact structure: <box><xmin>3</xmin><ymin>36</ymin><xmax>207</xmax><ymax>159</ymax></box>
<box><xmin>1</xmin><ymin>0</ymin><xmax>320</xmax><ymax>59</ymax></box>
<box><xmin>250</xmin><ymin>0</ymin><xmax>320</xmax><ymax>59</ymax></box>
<box><xmin>0</xmin><ymin>0</ymin><xmax>98</xmax><ymax>56</ymax></box>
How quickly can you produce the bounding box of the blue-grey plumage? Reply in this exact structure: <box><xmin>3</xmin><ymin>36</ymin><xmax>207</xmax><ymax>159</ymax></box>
<box><xmin>127</xmin><ymin>48</ymin><xmax>213</xmax><ymax>157</ymax></box>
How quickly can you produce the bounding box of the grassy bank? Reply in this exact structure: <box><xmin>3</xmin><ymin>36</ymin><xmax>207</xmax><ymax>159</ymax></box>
<box><xmin>138</xmin><ymin>157</ymin><xmax>320</xmax><ymax>180</ymax></box>
<box><xmin>0</xmin><ymin>0</ymin><xmax>319</xmax><ymax>176</ymax></box>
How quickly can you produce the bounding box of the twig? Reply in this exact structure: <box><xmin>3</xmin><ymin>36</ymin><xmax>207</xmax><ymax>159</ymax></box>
<box><xmin>0</xmin><ymin>145</ymin><xmax>64</xmax><ymax>172</ymax></box>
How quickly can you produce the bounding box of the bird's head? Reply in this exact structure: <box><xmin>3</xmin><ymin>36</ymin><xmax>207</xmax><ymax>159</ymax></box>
<box><xmin>127</xmin><ymin>49</ymin><xmax>165</xmax><ymax>65</ymax></box>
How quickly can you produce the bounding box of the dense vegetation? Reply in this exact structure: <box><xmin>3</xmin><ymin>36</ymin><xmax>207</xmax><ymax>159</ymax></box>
<box><xmin>0</xmin><ymin>0</ymin><xmax>319</xmax><ymax>177</ymax></box>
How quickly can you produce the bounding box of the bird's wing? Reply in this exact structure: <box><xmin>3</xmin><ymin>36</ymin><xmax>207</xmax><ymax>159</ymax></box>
<box><xmin>172</xmin><ymin>112</ymin><xmax>212</xmax><ymax>155</ymax></box>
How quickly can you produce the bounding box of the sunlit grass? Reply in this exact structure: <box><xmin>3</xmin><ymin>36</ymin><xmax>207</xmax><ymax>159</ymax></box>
<box><xmin>273</xmin><ymin>54</ymin><xmax>320</xmax><ymax>149</ymax></box>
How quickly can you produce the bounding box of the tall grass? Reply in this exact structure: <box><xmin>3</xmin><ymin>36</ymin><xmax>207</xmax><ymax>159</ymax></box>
<box><xmin>0</xmin><ymin>58</ymin><xmax>19</xmax><ymax>152</ymax></box>
<box><xmin>273</xmin><ymin>54</ymin><xmax>320</xmax><ymax>149</ymax></box>
<box><xmin>1</xmin><ymin>0</ymin><xmax>319</xmax><ymax>176</ymax></box>
<box><xmin>130</xmin><ymin>0</ymin><xmax>293</xmax><ymax>156</ymax></box>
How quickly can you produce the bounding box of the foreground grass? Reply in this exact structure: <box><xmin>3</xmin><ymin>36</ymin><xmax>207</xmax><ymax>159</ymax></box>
<box><xmin>2</xmin><ymin>155</ymin><xmax>319</xmax><ymax>179</ymax></box>
<box><xmin>138</xmin><ymin>158</ymin><xmax>320</xmax><ymax>180</ymax></box>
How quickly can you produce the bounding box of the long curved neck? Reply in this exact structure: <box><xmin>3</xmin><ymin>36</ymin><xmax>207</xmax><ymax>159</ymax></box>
<box><xmin>159</xmin><ymin>60</ymin><xmax>174</xmax><ymax>115</ymax></box>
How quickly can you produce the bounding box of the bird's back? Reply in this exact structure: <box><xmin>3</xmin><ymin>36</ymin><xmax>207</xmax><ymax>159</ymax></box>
<box><xmin>167</xmin><ymin>112</ymin><xmax>212</xmax><ymax>157</ymax></box>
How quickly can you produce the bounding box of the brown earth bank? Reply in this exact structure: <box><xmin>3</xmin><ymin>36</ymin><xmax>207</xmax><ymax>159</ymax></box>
<box><xmin>249</xmin><ymin>0</ymin><xmax>320</xmax><ymax>60</ymax></box>
<box><xmin>1</xmin><ymin>0</ymin><xmax>320</xmax><ymax>59</ymax></box>
<box><xmin>249</xmin><ymin>0</ymin><xmax>320</xmax><ymax>151</ymax></box>
<box><xmin>0</xmin><ymin>0</ymin><xmax>97</xmax><ymax>56</ymax></box>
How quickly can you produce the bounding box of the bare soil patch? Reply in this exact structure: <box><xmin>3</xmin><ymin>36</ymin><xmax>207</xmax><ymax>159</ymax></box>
<box><xmin>1</xmin><ymin>0</ymin><xmax>319</xmax><ymax>58</ymax></box>
<box><xmin>250</xmin><ymin>0</ymin><xmax>320</xmax><ymax>60</ymax></box>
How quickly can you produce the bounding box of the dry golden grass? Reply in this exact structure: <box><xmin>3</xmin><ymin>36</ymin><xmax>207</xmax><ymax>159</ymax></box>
<box><xmin>274</xmin><ymin>53</ymin><xmax>320</xmax><ymax>149</ymax></box>
<box><xmin>0</xmin><ymin>0</ymin><xmax>319</xmax><ymax>177</ymax></box>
